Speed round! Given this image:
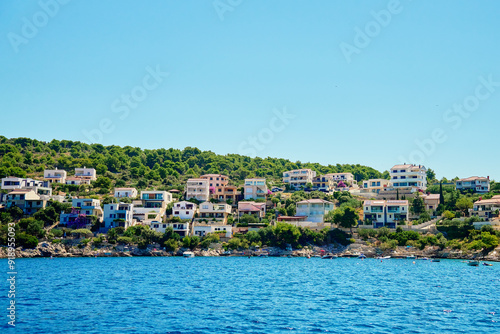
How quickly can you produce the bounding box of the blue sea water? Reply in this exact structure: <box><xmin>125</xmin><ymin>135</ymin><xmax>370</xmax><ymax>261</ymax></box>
<box><xmin>1</xmin><ymin>257</ymin><xmax>499</xmax><ymax>333</ymax></box>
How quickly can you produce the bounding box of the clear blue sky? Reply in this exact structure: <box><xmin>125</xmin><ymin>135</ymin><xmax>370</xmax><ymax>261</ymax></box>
<box><xmin>1</xmin><ymin>0</ymin><xmax>499</xmax><ymax>180</ymax></box>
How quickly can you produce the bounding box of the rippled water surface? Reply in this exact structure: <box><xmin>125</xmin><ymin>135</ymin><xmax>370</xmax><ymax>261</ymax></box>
<box><xmin>1</xmin><ymin>257</ymin><xmax>499</xmax><ymax>333</ymax></box>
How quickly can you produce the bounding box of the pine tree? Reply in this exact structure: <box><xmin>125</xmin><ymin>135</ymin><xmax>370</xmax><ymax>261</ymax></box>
<box><xmin>439</xmin><ymin>181</ymin><xmax>445</xmax><ymax>205</ymax></box>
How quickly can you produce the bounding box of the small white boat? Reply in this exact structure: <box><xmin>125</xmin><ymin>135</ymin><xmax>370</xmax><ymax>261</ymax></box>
<box><xmin>183</xmin><ymin>251</ymin><xmax>195</xmax><ymax>258</ymax></box>
<box><xmin>377</xmin><ymin>256</ymin><xmax>391</xmax><ymax>260</ymax></box>
<box><xmin>358</xmin><ymin>254</ymin><xmax>366</xmax><ymax>259</ymax></box>
<box><xmin>430</xmin><ymin>259</ymin><xmax>441</xmax><ymax>262</ymax></box>
<box><xmin>406</xmin><ymin>255</ymin><xmax>416</xmax><ymax>259</ymax></box>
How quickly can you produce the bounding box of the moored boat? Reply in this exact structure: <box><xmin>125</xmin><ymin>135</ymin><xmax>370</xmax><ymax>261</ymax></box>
<box><xmin>431</xmin><ymin>259</ymin><xmax>440</xmax><ymax>262</ymax></box>
<box><xmin>183</xmin><ymin>251</ymin><xmax>195</xmax><ymax>258</ymax></box>
<box><xmin>322</xmin><ymin>253</ymin><xmax>336</xmax><ymax>259</ymax></box>
<box><xmin>358</xmin><ymin>254</ymin><xmax>366</xmax><ymax>259</ymax></box>
<box><xmin>467</xmin><ymin>260</ymin><xmax>480</xmax><ymax>266</ymax></box>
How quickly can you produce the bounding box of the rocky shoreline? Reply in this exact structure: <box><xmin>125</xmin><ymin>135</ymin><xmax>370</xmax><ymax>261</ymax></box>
<box><xmin>1</xmin><ymin>241</ymin><xmax>499</xmax><ymax>262</ymax></box>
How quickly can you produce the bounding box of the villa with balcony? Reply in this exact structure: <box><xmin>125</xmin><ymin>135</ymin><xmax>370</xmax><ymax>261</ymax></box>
<box><xmin>283</xmin><ymin>169</ymin><xmax>316</xmax><ymax>190</ymax></box>
<box><xmin>456</xmin><ymin>176</ymin><xmax>490</xmax><ymax>193</ymax></box>
<box><xmin>114</xmin><ymin>187</ymin><xmax>138</xmax><ymax>198</ymax></box>
<box><xmin>193</xmin><ymin>222</ymin><xmax>232</xmax><ymax>238</ymax></box>
<box><xmin>74</xmin><ymin>167</ymin><xmax>97</xmax><ymax>182</ymax></box>
<box><xmin>471</xmin><ymin>195</ymin><xmax>500</xmax><ymax>220</ymax></box>
<box><xmin>361</xmin><ymin>179</ymin><xmax>391</xmax><ymax>194</ymax></box>
<box><xmin>186</xmin><ymin>178</ymin><xmax>210</xmax><ymax>202</ymax></box>
<box><xmin>65</xmin><ymin>177</ymin><xmax>91</xmax><ymax>185</ymax></box>
<box><xmin>1</xmin><ymin>177</ymin><xmax>46</xmax><ymax>190</ymax></box>
<box><xmin>59</xmin><ymin>198</ymin><xmax>103</xmax><ymax>227</ymax></box>
<box><xmin>312</xmin><ymin>175</ymin><xmax>334</xmax><ymax>192</ymax></box>
<box><xmin>196</xmin><ymin>202</ymin><xmax>232</xmax><ymax>223</ymax></box>
<box><xmin>295</xmin><ymin>199</ymin><xmax>334</xmax><ymax>223</ymax></box>
<box><xmin>325</xmin><ymin>173</ymin><xmax>355</xmax><ymax>185</ymax></box>
<box><xmin>244</xmin><ymin>178</ymin><xmax>268</xmax><ymax>200</ymax></box>
<box><xmin>363</xmin><ymin>200</ymin><xmax>408</xmax><ymax>228</ymax></box>
<box><xmin>102</xmin><ymin>203</ymin><xmax>134</xmax><ymax>231</ymax></box>
<box><xmin>172</xmin><ymin>201</ymin><xmax>198</xmax><ymax>220</ymax></box>
<box><xmin>44</xmin><ymin>168</ymin><xmax>67</xmax><ymax>184</ymax></box>
<box><xmin>6</xmin><ymin>189</ymin><xmax>47</xmax><ymax>215</ymax></box>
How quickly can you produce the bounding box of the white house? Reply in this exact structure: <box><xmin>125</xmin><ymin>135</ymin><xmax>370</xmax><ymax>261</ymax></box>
<box><xmin>74</xmin><ymin>167</ymin><xmax>97</xmax><ymax>181</ymax></box>
<box><xmin>151</xmin><ymin>220</ymin><xmax>190</xmax><ymax>237</ymax></box>
<box><xmin>283</xmin><ymin>169</ymin><xmax>316</xmax><ymax>190</ymax></box>
<box><xmin>1</xmin><ymin>177</ymin><xmax>45</xmax><ymax>190</ymax></box>
<box><xmin>363</xmin><ymin>200</ymin><xmax>408</xmax><ymax>229</ymax></box>
<box><xmin>295</xmin><ymin>199</ymin><xmax>334</xmax><ymax>223</ymax></box>
<box><xmin>390</xmin><ymin>164</ymin><xmax>427</xmax><ymax>191</ymax></box>
<box><xmin>172</xmin><ymin>201</ymin><xmax>198</xmax><ymax>220</ymax></box>
<box><xmin>456</xmin><ymin>176</ymin><xmax>490</xmax><ymax>193</ymax></box>
<box><xmin>65</xmin><ymin>177</ymin><xmax>91</xmax><ymax>185</ymax></box>
<box><xmin>114</xmin><ymin>187</ymin><xmax>138</xmax><ymax>198</ymax></box>
<box><xmin>244</xmin><ymin>178</ymin><xmax>268</xmax><ymax>200</ymax></box>
<box><xmin>44</xmin><ymin>168</ymin><xmax>67</xmax><ymax>184</ymax></box>
<box><xmin>185</xmin><ymin>179</ymin><xmax>210</xmax><ymax>202</ymax></box>
<box><xmin>193</xmin><ymin>223</ymin><xmax>232</xmax><ymax>238</ymax></box>
<box><xmin>103</xmin><ymin>203</ymin><xmax>134</xmax><ymax>231</ymax></box>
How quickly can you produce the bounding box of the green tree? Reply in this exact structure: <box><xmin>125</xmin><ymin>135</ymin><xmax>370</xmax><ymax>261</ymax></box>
<box><xmin>410</xmin><ymin>193</ymin><xmax>426</xmax><ymax>216</ymax></box>
<box><xmin>164</xmin><ymin>239</ymin><xmax>178</xmax><ymax>252</ymax></box>
<box><xmin>331</xmin><ymin>207</ymin><xmax>358</xmax><ymax>234</ymax></box>
<box><xmin>456</xmin><ymin>197</ymin><xmax>473</xmax><ymax>217</ymax></box>
<box><xmin>439</xmin><ymin>181</ymin><xmax>445</xmax><ymax>206</ymax></box>
<box><xmin>273</xmin><ymin>223</ymin><xmax>300</xmax><ymax>248</ymax></box>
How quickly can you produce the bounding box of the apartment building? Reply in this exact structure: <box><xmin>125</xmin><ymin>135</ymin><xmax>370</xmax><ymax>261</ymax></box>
<box><xmin>186</xmin><ymin>178</ymin><xmax>210</xmax><ymax>202</ymax></box>
<box><xmin>197</xmin><ymin>201</ymin><xmax>232</xmax><ymax>223</ymax></box>
<box><xmin>59</xmin><ymin>198</ymin><xmax>103</xmax><ymax>227</ymax></box>
<box><xmin>390</xmin><ymin>164</ymin><xmax>427</xmax><ymax>191</ymax></box>
<box><xmin>244</xmin><ymin>178</ymin><xmax>268</xmax><ymax>200</ymax></box>
<box><xmin>103</xmin><ymin>203</ymin><xmax>134</xmax><ymax>231</ymax></box>
<box><xmin>312</xmin><ymin>175</ymin><xmax>334</xmax><ymax>192</ymax></box>
<box><xmin>283</xmin><ymin>169</ymin><xmax>316</xmax><ymax>190</ymax></box>
<box><xmin>363</xmin><ymin>200</ymin><xmax>409</xmax><ymax>228</ymax></box>
<box><xmin>200</xmin><ymin>174</ymin><xmax>240</xmax><ymax>203</ymax></box>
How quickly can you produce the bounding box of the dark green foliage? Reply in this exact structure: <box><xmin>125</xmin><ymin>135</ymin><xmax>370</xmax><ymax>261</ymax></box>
<box><xmin>0</xmin><ymin>136</ymin><xmax>385</xmax><ymax>193</ymax></box>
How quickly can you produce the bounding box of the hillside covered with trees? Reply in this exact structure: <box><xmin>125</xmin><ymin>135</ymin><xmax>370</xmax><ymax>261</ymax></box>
<box><xmin>0</xmin><ymin>136</ymin><xmax>388</xmax><ymax>192</ymax></box>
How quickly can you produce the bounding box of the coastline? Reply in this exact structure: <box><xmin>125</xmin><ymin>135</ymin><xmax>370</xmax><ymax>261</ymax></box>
<box><xmin>2</xmin><ymin>241</ymin><xmax>499</xmax><ymax>262</ymax></box>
